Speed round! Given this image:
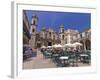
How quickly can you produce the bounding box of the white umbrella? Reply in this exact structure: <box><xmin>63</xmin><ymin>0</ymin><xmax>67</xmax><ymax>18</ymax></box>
<box><xmin>52</xmin><ymin>44</ymin><xmax>63</xmax><ymax>48</ymax></box>
<box><xmin>41</xmin><ymin>46</ymin><xmax>46</xmax><ymax>48</ymax></box>
<box><xmin>64</xmin><ymin>43</ymin><xmax>75</xmax><ymax>47</ymax></box>
<box><xmin>56</xmin><ymin>44</ymin><xmax>63</xmax><ymax>48</ymax></box>
<box><xmin>52</xmin><ymin>44</ymin><xmax>58</xmax><ymax>47</ymax></box>
<box><xmin>47</xmin><ymin>46</ymin><xmax>52</xmax><ymax>48</ymax></box>
<box><xmin>73</xmin><ymin>42</ymin><xmax>83</xmax><ymax>46</ymax></box>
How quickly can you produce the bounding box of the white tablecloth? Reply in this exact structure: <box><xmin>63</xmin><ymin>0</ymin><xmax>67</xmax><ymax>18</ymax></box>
<box><xmin>59</xmin><ymin>56</ymin><xmax>69</xmax><ymax>59</ymax></box>
<box><xmin>80</xmin><ymin>54</ymin><xmax>88</xmax><ymax>57</ymax></box>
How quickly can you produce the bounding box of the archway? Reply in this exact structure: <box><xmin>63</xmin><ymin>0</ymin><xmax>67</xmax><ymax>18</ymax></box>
<box><xmin>48</xmin><ymin>42</ymin><xmax>52</xmax><ymax>46</ymax></box>
<box><xmin>36</xmin><ymin>41</ymin><xmax>41</xmax><ymax>48</ymax></box>
<box><xmin>85</xmin><ymin>39</ymin><xmax>91</xmax><ymax>50</ymax></box>
<box><xmin>80</xmin><ymin>41</ymin><xmax>84</xmax><ymax>50</ymax></box>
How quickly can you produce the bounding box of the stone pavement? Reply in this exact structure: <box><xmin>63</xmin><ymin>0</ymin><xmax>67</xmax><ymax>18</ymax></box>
<box><xmin>23</xmin><ymin>49</ymin><xmax>57</xmax><ymax>69</ymax></box>
<box><xmin>23</xmin><ymin>49</ymin><xmax>90</xmax><ymax>69</ymax></box>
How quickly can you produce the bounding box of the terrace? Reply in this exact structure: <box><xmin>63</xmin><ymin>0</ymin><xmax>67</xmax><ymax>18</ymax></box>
<box><xmin>23</xmin><ymin>43</ymin><xmax>91</xmax><ymax>69</ymax></box>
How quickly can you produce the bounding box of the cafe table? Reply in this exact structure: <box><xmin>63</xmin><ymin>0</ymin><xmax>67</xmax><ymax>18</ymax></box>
<box><xmin>59</xmin><ymin>56</ymin><xmax>69</xmax><ymax>66</ymax></box>
<box><xmin>80</xmin><ymin>54</ymin><xmax>89</xmax><ymax>63</ymax></box>
<box><xmin>80</xmin><ymin>54</ymin><xmax>88</xmax><ymax>57</ymax></box>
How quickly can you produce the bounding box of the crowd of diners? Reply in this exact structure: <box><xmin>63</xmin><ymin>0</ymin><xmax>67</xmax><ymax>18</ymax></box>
<box><xmin>41</xmin><ymin>47</ymin><xmax>91</xmax><ymax>67</ymax></box>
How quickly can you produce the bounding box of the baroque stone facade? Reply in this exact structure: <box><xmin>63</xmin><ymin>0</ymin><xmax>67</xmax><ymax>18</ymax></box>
<box><xmin>23</xmin><ymin>11</ymin><xmax>31</xmax><ymax>45</ymax></box>
<box><xmin>29</xmin><ymin>16</ymin><xmax>91</xmax><ymax>50</ymax></box>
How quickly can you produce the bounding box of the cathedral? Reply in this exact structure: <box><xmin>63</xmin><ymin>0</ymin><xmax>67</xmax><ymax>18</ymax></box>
<box><xmin>29</xmin><ymin>16</ymin><xmax>91</xmax><ymax>50</ymax></box>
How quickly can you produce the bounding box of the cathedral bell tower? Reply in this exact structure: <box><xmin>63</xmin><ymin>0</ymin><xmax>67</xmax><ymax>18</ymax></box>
<box><xmin>59</xmin><ymin>24</ymin><xmax>65</xmax><ymax>45</ymax></box>
<box><xmin>30</xmin><ymin>15</ymin><xmax>38</xmax><ymax>34</ymax></box>
<box><xmin>29</xmin><ymin>15</ymin><xmax>38</xmax><ymax>48</ymax></box>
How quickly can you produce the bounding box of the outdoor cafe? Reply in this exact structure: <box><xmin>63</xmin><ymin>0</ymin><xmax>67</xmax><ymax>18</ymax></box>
<box><xmin>41</xmin><ymin>42</ymin><xmax>91</xmax><ymax>67</ymax></box>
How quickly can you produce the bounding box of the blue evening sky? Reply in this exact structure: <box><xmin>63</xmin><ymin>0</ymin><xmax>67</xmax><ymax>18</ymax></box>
<box><xmin>25</xmin><ymin>10</ymin><xmax>91</xmax><ymax>32</ymax></box>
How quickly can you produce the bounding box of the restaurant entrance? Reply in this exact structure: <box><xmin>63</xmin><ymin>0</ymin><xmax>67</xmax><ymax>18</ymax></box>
<box><xmin>48</xmin><ymin>42</ymin><xmax>52</xmax><ymax>46</ymax></box>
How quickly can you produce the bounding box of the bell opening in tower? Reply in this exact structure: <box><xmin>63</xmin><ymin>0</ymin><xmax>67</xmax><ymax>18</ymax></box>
<box><xmin>32</xmin><ymin>29</ymin><xmax>35</xmax><ymax>32</ymax></box>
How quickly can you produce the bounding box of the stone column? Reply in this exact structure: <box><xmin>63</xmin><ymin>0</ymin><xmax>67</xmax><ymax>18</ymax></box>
<box><xmin>83</xmin><ymin>40</ymin><xmax>86</xmax><ymax>51</ymax></box>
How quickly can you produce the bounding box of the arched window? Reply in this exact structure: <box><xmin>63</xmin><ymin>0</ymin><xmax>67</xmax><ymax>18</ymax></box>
<box><xmin>62</xmin><ymin>29</ymin><xmax>64</xmax><ymax>33</ymax></box>
<box><xmin>33</xmin><ymin>20</ymin><xmax>36</xmax><ymax>25</ymax></box>
<box><xmin>62</xmin><ymin>35</ymin><xmax>64</xmax><ymax>40</ymax></box>
<box><xmin>65</xmin><ymin>39</ymin><xmax>67</xmax><ymax>43</ymax></box>
<box><xmin>32</xmin><ymin>29</ymin><xmax>35</xmax><ymax>32</ymax></box>
<box><xmin>53</xmin><ymin>35</ymin><xmax>55</xmax><ymax>39</ymax></box>
<box><xmin>49</xmin><ymin>32</ymin><xmax>51</xmax><ymax>37</ymax></box>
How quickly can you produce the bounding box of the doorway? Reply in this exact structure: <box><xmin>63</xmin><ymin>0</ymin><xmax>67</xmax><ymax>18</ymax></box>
<box><xmin>37</xmin><ymin>43</ymin><xmax>41</xmax><ymax>48</ymax></box>
<box><xmin>48</xmin><ymin>42</ymin><xmax>52</xmax><ymax>46</ymax></box>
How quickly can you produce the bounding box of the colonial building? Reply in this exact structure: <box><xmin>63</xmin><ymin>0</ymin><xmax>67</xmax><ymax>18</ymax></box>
<box><xmin>38</xmin><ymin>27</ymin><xmax>61</xmax><ymax>47</ymax></box>
<box><xmin>29</xmin><ymin>15</ymin><xmax>91</xmax><ymax>50</ymax></box>
<box><xmin>80</xmin><ymin>29</ymin><xmax>91</xmax><ymax>50</ymax></box>
<box><xmin>30</xmin><ymin>26</ymin><xmax>60</xmax><ymax>48</ymax></box>
<box><xmin>59</xmin><ymin>24</ymin><xmax>80</xmax><ymax>45</ymax></box>
<box><xmin>23</xmin><ymin>11</ymin><xmax>31</xmax><ymax>45</ymax></box>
